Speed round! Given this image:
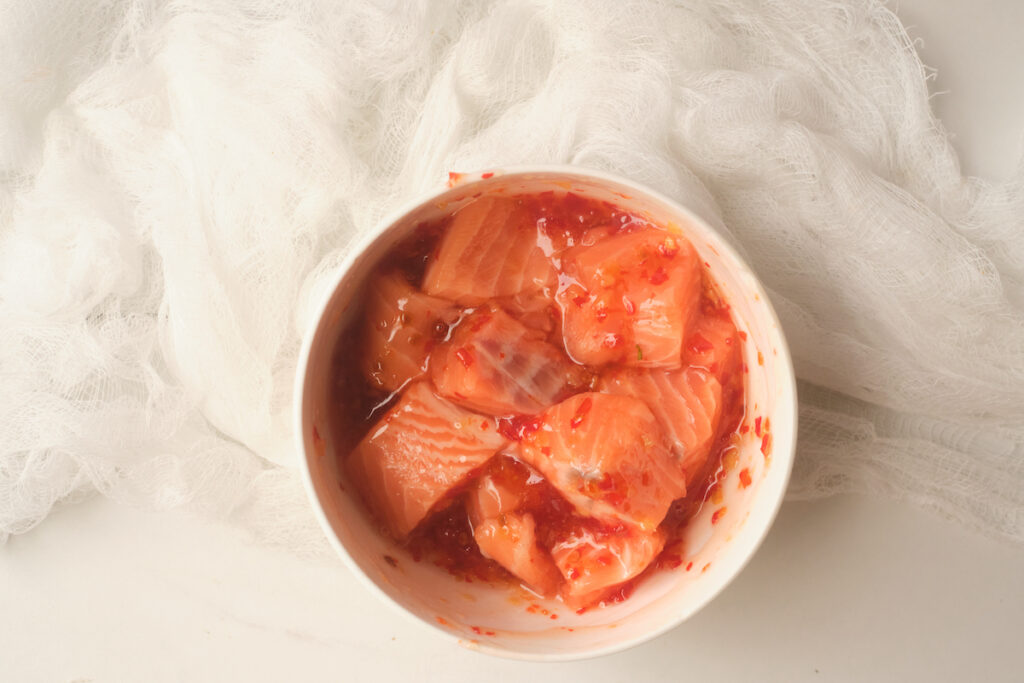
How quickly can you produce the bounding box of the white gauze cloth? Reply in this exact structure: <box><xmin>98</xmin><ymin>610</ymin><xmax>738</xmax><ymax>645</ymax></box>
<box><xmin>2</xmin><ymin>0</ymin><xmax>1022</xmax><ymax>553</ymax></box>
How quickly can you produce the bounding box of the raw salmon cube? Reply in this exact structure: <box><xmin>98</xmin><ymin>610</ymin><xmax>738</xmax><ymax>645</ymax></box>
<box><xmin>519</xmin><ymin>393</ymin><xmax>685</xmax><ymax>531</ymax></box>
<box><xmin>556</xmin><ymin>227</ymin><xmax>701</xmax><ymax>368</ymax></box>
<box><xmin>466</xmin><ymin>467</ymin><xmax>564</xmax><ymax>597</ymax></box>
<box><xmin>423</xmin><ymin>197</ymin><xmax>555</xmax><ymax>304</ymax></box>
<box><xmin>551</xmin><ymin>525</ymin><xmax>665</xmax><ymax>606</ymax></box>
<box><xmin>361</xmin><ymin>271</ymin><xmax>461</xmax><ymax>392</ymax></box>
<box><xmin>431</xmin><ymin>306</ymin><xmax>588</xmax><ymax>416</ymax></box>
<box><xmin>602</xmin><ymin>367</ymin><xmax>723</xmax><ymax>485</ymax></box>
<box><xmin>346</xmin><ymin>382</ymin><xmax>505</xmax><ymax>538</ymax></box>
<box><xmin>472</xmin><ymin>512</ymin><xmax>562</xmax><ymax>597</ymax></box>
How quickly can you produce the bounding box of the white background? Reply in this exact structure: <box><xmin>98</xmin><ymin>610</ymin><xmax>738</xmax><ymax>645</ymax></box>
<box><xmin>3</xmin><ymin>2</ymin><xmax>1023</xmax><ymax>681</ymax></box>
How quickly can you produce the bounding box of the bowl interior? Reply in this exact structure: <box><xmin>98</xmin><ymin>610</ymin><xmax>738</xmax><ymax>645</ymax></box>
<box><xmin>296</xmin><ymin>168</ymin><xmax>796</xmax><ymax>660</ymax></box>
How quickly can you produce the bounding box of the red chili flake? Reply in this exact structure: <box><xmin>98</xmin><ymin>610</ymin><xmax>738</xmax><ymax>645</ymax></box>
<box><xmin>550</xmin><ymin>614</ymin><xmax>558</xmax><ymax>620</ymax></box>
<box><xmin>688</xmin><ymin>333</ymin><xmax>713</xmax><ymax>353</ymax></box>
<box><xmin>757</xmin><ymin>351</ymin><xmax>765</xmax><ymax>366</ymax></box>
<box><xmin>761</xmin><ymin>433</ymin><xmax>773</xmax><ymax>457</ymax></box>
<box><xmin>471</xmin><ymin>626</ymin><xmax>483</xmax><ymax>634</ymax></box>
<box><xmin>383</xmin><ymin>555</ymin><xmax>398</xmax><ymax>568</ymax></box>
<box><xmin>570</xmin><ymin>397</ymin><xmax>593</xmax><ymax>428</ymax></box>
<box><xmin>703</xmin><ymin>261</ymin><xmax>711</xmax><ymax>268</ymax></box>
<box><xmin>685</xmin><ymin>562</ymin><xmax>694</xmax><ymax>571</ymax></box>
<box><xmin>481</xmin><ymin>172</ymin><xmax>494</xmax><ymax>179</ymax></box>
<box><xmin>568</xmin><ymin>567</ymin><xmax>580</xmax><ymax>580</ymax></box>
<box><xmin>711</xmin><ymin>507</ymin><xmax>727</xmax><ymax>525</ymax></box>
<box><xmin>436</xmin><ymin>617</ymin><xmax>449</xmax><ymax>626</ymax></box>
<box><xmin>742</xmin><ymin>362</ymin><xmax>749</xmax><ymax>374</ymax></box>
<box><xmin>455</xmin><ymin>347</ymin><xmax>474</xmax><ymax>367</ymax></box>
<box><xmin>738</xmin><ymin>330</ymin><xmax>748</xmax><ymax>341</ymax></box>
<box><xmin>597</xmin><ymin>472</ymin><xmax>615</xmax><ymax>491</ymax></box>
<box><xmin>572</xmin><ymin>292</ymin><xmax>590</xmax><ymax>307</ymax></box>
<box><xmin>575</xmin><ymin>608</ymin><xmax>587</xmax><ymax>615</ymax></box>
<box><xmin>739</xmin><ymin>468</ymin><xmax>752</xmax><ymax>488</ymax></box>
<box><xmin>701</xmin><ymin>563</ymin><xmax>711</xmax><ymax>573</ymax></box>
<box><xmin>648</xmin><ymin>267</ymin><xmax>669</xmax><ymax>285</ymax></box>
<box><xmin>480</xmin><ymin>420</ymin><xmax>490</xmax><ymax>430</ymax></box>
<box><xmin>622</xmin><ymin>296</ymin><xmax>636</xmax><ymax>315</ymax></box>
<box><xmin>447</xmin><ymin>172</ymin><xmax>463</xmax><ymax>187</ymax></box>
<box><xmin>754</xmin><ymin>416</ymin><xmax>762</xmax><ymax>437</ymax></box>
<box><xmin>485</xmin><ymin>631</ymin><xmax>496</xmax><ymax>637</ymax></box>
<box><xmin>540</xmin><ymin>446</ymin><xmax>551</xmax><ymax>456</ymax></box>
<box><xmin>740</xmin><ymin>424</ymin><xmax>750</xmax><ymax>434</ymax></box>
<box><xmin>765</xmin><ymin>417</ymin><xmax>771</xmax><ymax>432</ymax></box>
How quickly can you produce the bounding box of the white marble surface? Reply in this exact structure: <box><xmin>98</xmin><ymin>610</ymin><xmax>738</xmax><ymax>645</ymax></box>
<box><xmin>3</xmin><ymin>2</ymin><xmax>1024</xmax><ymax>681</ymax></box>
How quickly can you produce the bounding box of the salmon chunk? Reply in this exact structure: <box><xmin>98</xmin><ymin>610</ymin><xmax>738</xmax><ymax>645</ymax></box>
<box><xmin>466</xmin><ymin>468</ymin><xmax>563</xmax><ymax>596</ymax></box>
<box><xmin>430</xmin><ymin>306</ymin><xmax>587</xmax><ymax>416</ymax></box>
<box><xmin>551</xmin><ymin>525</ymin><xmax>666</xmax><ymax>606</ymax></box>
<box><xmin>423</xmin><ymin>197</ymin><xmax>555</xmax><ymax>304</ymax></box>
<box><xmin>361</xmin><ymin>271</ymin><xmax>461</xmax><ymax>393</ymax></box>
<box><xmin>556</xmin><ymin>227</ymin><xmax>701</xmax><ymax>368</ymax></box>
<box><xmin>472</xmin><ymin>512</ymin><xmax>562</xmax><ymax>597</ymax></box>
<box><xmin>346</xmin><ymin>382</ymin><xmax>505</xmax><ymax>538</ymax></box>
<box><xmin>602</xmin><ymin>367</ymin><xmax>723</xmax><ymax>485</ymax></box>
<box><xmin>519</xmin><ymin>393</ymin><xmax>685</xmax><ymax>531</ymax></box>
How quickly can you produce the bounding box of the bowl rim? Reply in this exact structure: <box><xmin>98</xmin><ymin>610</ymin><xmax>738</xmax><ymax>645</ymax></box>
<box><xmin>293</xmin><ymin>164</ymin><xmax>798</xmax><ymax>661</ymax></box>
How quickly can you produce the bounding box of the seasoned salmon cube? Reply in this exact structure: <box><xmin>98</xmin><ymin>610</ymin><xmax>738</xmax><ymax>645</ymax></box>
<box><xmin>601</xmin><ymin>367</ymin><xmax>723</xmax><ymax>485</ymax></box>
<box><xmin>557</xmin><ymin>228</ymin><xmax>701</xmax><ymax>368</ymax></box>
<box><xmin>472</xmin><ymin>512</ymin><xmax>562</xmax><ymax>597</ymax></box>
<box><xmin>519</xmin><ymin>393</ymin><xmax>685</xmax><ymax>531</ymax></box>
<box><xmin>346</xmin><ymin>382</ymin><xmax>505</xmax><ymax>538</ymax></box>
<box><xmin>431</xmin><ymin>306</ymin><xmax>588</xmax><ymax>416</ymax></box>
<box><xmin>423</xmin><ymin>197</ymin><xmax>555</xmax><ymax>304</ymax></box>
<box><xmin>551</xmin><ymin>525</ymin><xmax>666</xmax><ymax>607</ymax></box>
<box><xmin>361</xmin><ymin>271</ymin><xmax>461</xmax><ymax>393</ymax></box>
<box><xmin>466</xmin><ymin>467</ymin><xmax>563</xmax><ymax>597</ymax></box>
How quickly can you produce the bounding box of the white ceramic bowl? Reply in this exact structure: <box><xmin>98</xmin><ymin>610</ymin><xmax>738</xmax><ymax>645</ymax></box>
<box><xmin>294</xmin><ymin>166</ymin><xmax>797</xmax><ymax>661</ymax></box>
